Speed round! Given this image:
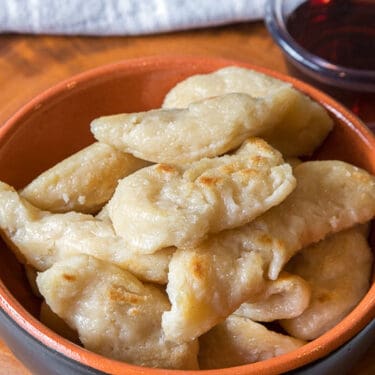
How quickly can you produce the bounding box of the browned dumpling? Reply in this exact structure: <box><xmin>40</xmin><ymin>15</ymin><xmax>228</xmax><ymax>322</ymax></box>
<box><xmin>162</xmin><ymin>244</ymin><xmax>266</xmax><ymax>344</ymax></box>
<box><xmin>281</xmin><ymin>226</ymin><xmax>373</xmax><ymax>340</ymax></box>
<box><xmin>243</xmin><ymin>160</ymin><xmax>375</xmax><ymax>280</ymax></box>
<box><xmin>162</xmin><ymin>161</ymin><xmax>375</xmax><ymax>343</ymax></box>
<box><xmin>162</xmin><ymin>66</ymin><xmax>333</xmax><ymax>156</ymax></box>
<box><xmin>37</xmin><ymin>255</ymin><xmax>199</xmax><ymax>370</ymax></box>
<box><xmin>234</xmin><ymin>272</ymin><xmax>311</xmax><ymax>322</ymax></box>
<box><xmin>91</xmin><ymin>93</ymin><xmax>280</xmax><ymax>165</ymax></box>
<box><xmin>108</xmin><ymin>138</ymin><xmax>295</xmax><ymax>253</ymax></box>
<box><xmin>198</xmin><ymin>315</ymin><xmax>305</xmax><ymax>369</ymax></box>
<box><xmin>0</xmin><ymin>181</ymin><xmax>172</xmax><ymax>284</ymax></box>
<box><xmin>21</xmin><ymin>142</ymin><xmax>150</xmax><ymax>214</ymax></box>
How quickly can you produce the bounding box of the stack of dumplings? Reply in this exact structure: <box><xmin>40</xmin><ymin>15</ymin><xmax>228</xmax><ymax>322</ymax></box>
<box><xmin>0</xmin><ymin>66</ymin><xmax>374</xmax><ymax>370</ymax></box>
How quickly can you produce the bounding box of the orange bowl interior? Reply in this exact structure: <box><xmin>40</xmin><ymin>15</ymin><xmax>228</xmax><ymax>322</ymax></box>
<box><xmin>0</xmin><ymin>56</ymin><xmax>374</xmax><ymax>375</ymax></box>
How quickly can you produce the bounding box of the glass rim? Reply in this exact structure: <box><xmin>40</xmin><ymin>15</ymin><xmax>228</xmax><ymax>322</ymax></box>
<box><xmin>264</xmin><ymin>0</ymin><xmax>375</xmax><ymax>92</ymax></box>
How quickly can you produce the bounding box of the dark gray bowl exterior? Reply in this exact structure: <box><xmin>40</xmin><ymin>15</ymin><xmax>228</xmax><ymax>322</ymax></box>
<box><xmin>0</xmin><ymin>308</ymin><xmax>107</xmax><ymax>375</ymax></box>
<box><xmin>290</xmin><ymin>319</ymin><xmax>375</xmax><ymax>375</ymax></box>
<box><xmin>0</xmin><ymin>306</ymin><xmax>374</xmax><ymax>375</ymax></box>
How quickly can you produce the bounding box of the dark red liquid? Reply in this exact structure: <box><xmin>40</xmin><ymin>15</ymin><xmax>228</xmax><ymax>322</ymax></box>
<box><xmin>287</xmin><ymin>0</ymin><xmax>375</xmax><ymax>70</ymax></box>
<box><xmin>285</xmin><ymin>0</ymin><xmax>375</xmax><ymax>127</ymax></box>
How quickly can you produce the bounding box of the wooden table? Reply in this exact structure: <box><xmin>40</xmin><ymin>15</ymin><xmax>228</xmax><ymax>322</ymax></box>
<box><xmin>0</xmin><ymin>22</ymin><xmax>374</xmax><ymax>374</ymax></box>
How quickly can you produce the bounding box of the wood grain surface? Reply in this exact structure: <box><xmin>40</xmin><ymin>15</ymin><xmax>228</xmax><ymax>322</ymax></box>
<box><xmin>0</xmin><ymin>21</ymin><xmax>373</xmax><ymax>375</ymax></box>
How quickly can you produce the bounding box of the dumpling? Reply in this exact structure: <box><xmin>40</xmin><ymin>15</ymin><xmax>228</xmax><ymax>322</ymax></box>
<box><xmin>280</xmin><ymin>226</ymin><xmax>373</xmax><ymax>340</ymax></box>
<box><xmin>91</xmin><ymin>90</ymin><xmax>311</xmax><ymax>165</ymax></box>
<box><xmin>36</xmin><ymin>255</ymin><xmax>199</xmax><ymax>370</ymax></box>
<box><xmin>162</xmin><ymin>161</ymin><xmax>375</xmax><ymax>343</ymax></box>
<box><xmin>162</xmin><ymin>243</ymin><xmax>267</xmax><ymax>343</ymax></box>
<box><xmin>91</xmin><ymin>93</ymin><xmax>277</xmax><ymax>165</ymax></box>
<box><xmin>234</xmin><ymin>272</ymin><xmax>311</xmax><ymax>322</ymax></box>
<box><xmin>244</xmin><ymin>160</ymin><xmax>375</xmax><ymax>280</ymax></box>
<box><xmin>109</xmin><ymin>137</ymin><xmax>295</xmax><ymax>253</ymax></box>
<box><xmin>163</xmin><ymin>66</ymin><xmax>287</xmax><ymax>108</ymax></box>
<box><xmin>0</xmin><ymin>181</ymin><xmax>172</xmax><ymax>284</ymax></box>
<box><xmin>21</xmin><ymin>142</ymin><xmax>150</xmax><ymax>214</ymax></box>
<box><xmin>162</xmin><ymin>66</ymin><xmax>333</xmax><ymax>156</ymax></box>
<box><xmin>198</xmin><ymin>315</ymin><xmax>305</xmax><ymax>369</ymax></box>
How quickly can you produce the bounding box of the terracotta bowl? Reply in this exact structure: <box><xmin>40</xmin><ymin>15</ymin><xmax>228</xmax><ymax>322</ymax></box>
<box><xmin>0</xmin><ymin>56</ymin><xmax>374</xmax><ymax>375</ymax></box>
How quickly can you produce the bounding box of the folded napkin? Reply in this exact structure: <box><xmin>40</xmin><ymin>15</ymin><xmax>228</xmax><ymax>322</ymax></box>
<box><xmin>0</xmin><ymin>0</ymin><xmax>266</xmax><ymax>36</ymax></box>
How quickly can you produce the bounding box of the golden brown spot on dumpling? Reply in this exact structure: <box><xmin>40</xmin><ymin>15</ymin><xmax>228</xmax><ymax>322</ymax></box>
<box><xmin>128</xmin><ymin>307</ymin><xmax>142</xmax><ymax>317</ymax></box>
<box><xmin>317</xmin><ymin>292</ymin><xmax>332</xmax><ymax>303</ymax></box>
<box><xmin>248</xmin><ymin>155</ymin><xmax>267</xmax><ymax>168</ymax></box>
<box><xmin>190</xmin><ymin>256</ymin><xmax>206</xmax><ymax>280</ymax></box>
<box><xmin>130</xmin><ymin>115</ymin><xmax>142</xmax><ymax>126</ymax></box>
<box><xmin>275</xmin><ymin>239</ymin><xmax>286</xmax><ymax>249</ymax></box>
<box><xmin>109</xmin><ymin>285</ymin><xmax>148</xmax><ymax>305</ymax></box>
<box><xmin>220</xmin><ymin>163</ymin><xmax>237</xmax><ymax>174</ymax></box>
<box><xmin>239</xmin><ymin>168</ymin><xmax>259</xmax><ymax>177</ymax></box>
<box><xmin>63</xmin><ymin>274</ymin><xmax>76</xmax><ymax>282</ymax></box>
<box><xmin>156</xmin><ymin>164</ymin><xmax>177</xmax><ymax>174</ymax></box>
<box><xmin>353</xmin><ymin>171</ymin><xmax>372</xmax><ymax>184</ymax></box>
<box><xmin>198</xmin><ymin>176</ymin><xmax>221</xmax><ymax>186</ymax></box>
<box><xmin>259</xmin><ymin>234</ymin><xmax>273</xmax><ymax>246</ymax></box>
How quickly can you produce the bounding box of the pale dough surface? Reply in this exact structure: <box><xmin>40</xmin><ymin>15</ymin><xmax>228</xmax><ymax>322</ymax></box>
<box><xmin>281</xmin><ymin>226</ymin><xmax>373</xmax><ymax>340</ymax></box>
<box><xmin>21</xmin><ymin>142</ymin><xmax>149</xmax><ymax>213</ymax></box>
<box><xmin>37</xmin><ymin>255</ymin><xmax>199</xmax><ymax>370</ymax></box>
<box><xmin>91</xmin><ymin>93</ymin><xmax>277</xmax><ymax>164</ymax></box>
<box><xmin>162</xmin><ymin>161</ymin><xmax>375</xmax><ymax>343</ymax></box>
<box><xmin>109</xmin><ymin>137</ymin><xmax>295</xmax><ymax>253</ymax></box>
<box><xmin>162</xmin><ymin>66</ymin><xmax>333</xmax><ymax>156</ymax></box>
<box><xmin>199</xmin><ymin>315</ymin><xmax>305</xmax><ymax>369</ymax></box>
<box><xmin>0</xmin><ymin>181</ymin><xmax>172</xmax><ymax>284</ymax></box>
<box><xmin>234</xmin><ymin>272</ymin><xmax>311</xmax><ymax>322</ymax></box>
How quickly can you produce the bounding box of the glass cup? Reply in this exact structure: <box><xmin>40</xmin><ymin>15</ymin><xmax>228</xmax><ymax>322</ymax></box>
<box><xmin>264</xmin><ymin>0</ymin><xmax>375</xmax><ymax>130</ymax></box>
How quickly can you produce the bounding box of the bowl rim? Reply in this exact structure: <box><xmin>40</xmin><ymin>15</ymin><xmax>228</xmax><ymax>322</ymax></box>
<box><xmin>0</xmin><ymin>55</ymin><xmax>375</xmax><ymax>374</ymax></box>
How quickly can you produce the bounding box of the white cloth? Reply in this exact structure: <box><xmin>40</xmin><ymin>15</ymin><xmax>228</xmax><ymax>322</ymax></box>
<box><xmin>0</xmin><ymin>0</ymin><xmax>266</xmax><ymax>36</ymax></box>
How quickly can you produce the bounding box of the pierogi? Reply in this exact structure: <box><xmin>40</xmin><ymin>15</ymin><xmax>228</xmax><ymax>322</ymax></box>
<box><xmin>198</xmin><ymin>315</ymin><xmax>305</xmax><ymax>369</ymax></box>
<box><xmin>21</xmin><ymin>142</ymin><xmax>149</xmax><ymax>214</ymax></box>
<box><xmin>162</xmin><ymin>66</ymin><xmax>333</xmax><ymax>156</ymax></box>
<box><xmin>163</xmin><ymin>66</ymin><xmax>288</xmax><ymax>108</ymax></box>
<box><xmin>280</xmin><ymin>226</ymin><xmax>373</xmax><ymax>340</ymax></box>
<box><xmin>234</xmin><ymin>272</ymin><xmax>311</xmax><ymax>322</ymax></box>
<box><xmin>91</xmin><ymin>93</ymin><xmax>278</xmax><ymax>165</ymax></box>
<box><xmin>108</xmin><ymin>137</ymin><xmax>295</xmax><ymax>253</ymax></box>
<box><xmin>162</xmin><ymin>161</ymin><xmax>375</xmax><ymax>343</ymax></box>
<box><xmin>0</xmin><ymin>181</ymin><xmax>172</xmax><ymax>284</ymax></box>
<box><xmin>244</xmin><ymin>160</ymin><xmax>375</xmax><ymax>280</ymax></box>
<box><xmin>162</xmin><ymin>243</ymin><xmax>267</xmax><ymax>344</ymax></box>
<box><xmin>37</xmin><ymin>255</ymin><xmax>199</xmax><ymax>369</ymax></box>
